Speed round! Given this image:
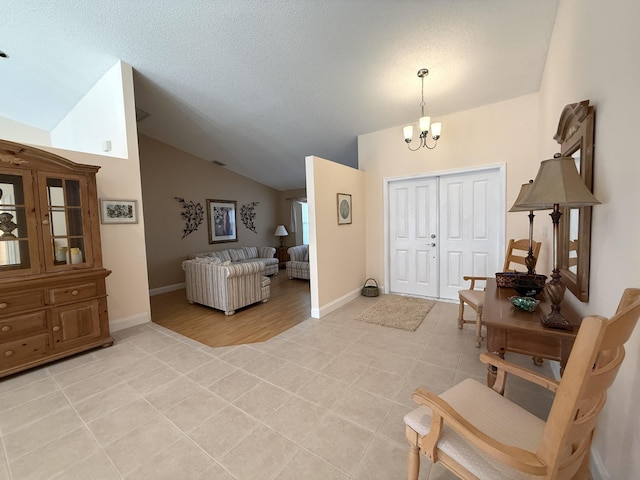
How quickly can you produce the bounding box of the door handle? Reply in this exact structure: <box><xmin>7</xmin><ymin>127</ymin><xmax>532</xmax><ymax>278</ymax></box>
<box><xmin>431</xmin><ymin>234</ymin><xmax>436</xmax><ymax>238</ymax></box>
<box><xmin>430</xmin><ymin>243</ymin><xmax>436</xmax><ymax>247</ymax></box>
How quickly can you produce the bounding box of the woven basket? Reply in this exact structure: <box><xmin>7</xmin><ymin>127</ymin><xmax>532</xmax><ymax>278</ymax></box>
<box><xmin>495</xmin><ymin>272</ymin><xmax>547</xmax><ymax>289</ymax></box>
<box><xmin>361</xmin><ymin>278</ymin><xmax>379</xmax><ymax>297</ymax></box>
<box><xmin>495</xmin><ymin>272</ymin><xmax>521</xmax><ymax>288</ymax></box>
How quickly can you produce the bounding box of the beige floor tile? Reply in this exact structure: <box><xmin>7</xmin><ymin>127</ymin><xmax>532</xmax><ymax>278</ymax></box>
<box><xmin>266</xmin><ymin>362</ymin><xmax>314</xmax><ymax>392</ymax></box>
<box><xmin>60</xmin><ymin>370</ymin><xmax>124</xmax><ymax>404</ymax></box>
<box><xmin>0</xmin><ymin>390</ymin><xmax>69</xmax><ymax>435</ymax></box>
<box><xmin>88</xmin><ymin>398</ymin><xmax>163</xmax><ymax>447</ymax></box>
<box><xmin>352</xmin><ymin>435</ymin><xmax>430</xmax><ymax>480</ymax></box>
<box><xmin>194</xmin><ymin>463</ymin><xmax>236</xmax><ymax>479</ymax></box>
<box><xmin>188</xmin><ymin>405</ymin><xmax>259</xmax><ymax>459</ymax></box>
<box><xmin>46</xmin><ymin>352</ymin><xmax>99</xmax><ymax>376</ymax></box>
<box><xmin>103</xmin><ymin>417</ymin><xmax>184</xmax><ymax>476</ymax></box>
<box><xmin>187</xmin><ymin>358</ymin><xmax>237</xmax><ymax>386</ymax></box>
<box><xmin>0</xmin><ymin>367</ymin><xmax>50</xmax><ymax>396</ymax></box>
<box><xmin>9</xmin><ymin>427</ymin><xmax>100</xmax><ymax>480</ymax></box>
<box><xmin>301</xmin><ymin>413</ymin><xmax>373</xmax><ymax>476</ymax></box>
<box><xmin>221</xmin><ymin>424</ymin><xmax>298</xmax><ymax>480</ymax></box>
<box><xmin>50</xmin><ymin>451</ymin><xmax>120</xmax><ymax>480</ymax></box>
<box><xmin>143</xmin><ymin>375</ymin><xmax>209</xmax><ymax>413</ymax></box>
<box><xmin>264</xmin><ymin>396</ymin><xmax>329</xmax><ymax>443</ymax></box>
<box><xmin>50</xmin><ymin>358</ymin><xmax>111</xmax><ymax>387</ymax></box>
<box><xmin>333</xmin><ymin>387</ymin><xmax>392</xmax><ymax>432</ymax></box>
<box><xmin>163</xmin><ymin>390</ymin><xmax>228</xmax><ymax>432</ymax></box>
<box><xmin>219</xmin><ymin>344</ymin><xmax>263</xmax><ymax>367</ymax></box>
<box><xmin>155</xmin><ymin>347</ymin><xmax>215</xmax><ymax>374</ymax></box>
<box><xmin>0</xmin><ymin>441</ymin><xmax>8</xmax><ymax>480</ymax></box>
<box><xmin>297</xmin><ymin>373</ymin><xmax>349</xmax><ymax>409</ymax></box>
<box><xmin>0</xmin><ymin>378</ymin><xmax>59</xmax><ymax>412</ymax></box>
<box><xmin>233</xmin><ymin>382</ymin><xmax>292</xmax><ymax>420</ymax></box>
<box><xmin>368</xmin><ymin>351</ymin><xmax>419</xmax><ymax>377</ymax></box>
<box><xmin>111</xmin><ymin>355</ymin><xmax>165</xmax><ymax>382</ymax></box>
<box><xmin>274</xmin><ymin>449</ymin><xmax>348</xmax><ymax>480</ymax></box>
<box><xmin>124</xmin><ymin>435</ymin><xmax>217</xmax><ymax>480</ymax></box>
<box><xmin>3</xmin><ymin>406</ymin><xmax>83</xmax><ymax>461</ymax></box>
<box><xmin>321</xmin><ymin>355</ymin><xmax>369</xmax><ymax>384</ymax></box>
<box><xmin>128</xmin><ymin>330</ymin><xmax>184</xmax><ymax>354</ymax></box>
<box><xmin>126</xmin><ymin>363</ymin><xmax>181</xmax><ymax>395</ymax></box>
<box><xmin>208</xmin><ymin>369</ymin><xmax>262</xmax><ymax>401</ymax></box>
<box><xmin>74</xmin><ymin>381</ymin><xmax>140</xmax><ymax>422</ymax></box>
<box><xmin>353</xmin><ymin>366</ymin><xmax>405</xmax><ymax>400</ymax></box>
<box><xmin>240</xmin><ymin>353</ymin><xmax>288</xmax><ymax>378</ymax></box>
<box><xmin>376</xmin><ymin>402</ymin><xmax>413</xmax><ymax>446</ymax></box>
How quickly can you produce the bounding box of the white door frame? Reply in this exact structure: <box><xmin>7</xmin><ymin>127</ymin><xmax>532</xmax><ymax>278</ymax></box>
<box><xmin>383</xmin><ymin>163</ymin><xmax>506</xmax><ymax>297</ymax></box>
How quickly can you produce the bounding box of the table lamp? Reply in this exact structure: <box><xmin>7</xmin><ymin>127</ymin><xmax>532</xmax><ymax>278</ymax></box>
<box><xmin>274</xmin><ymin>225</ymin><xmax>288</xmax><ymax>247</ymax></box>
<box><xmin>519</xmin><ymin>155</ymin><xmax>600</xmax><ymax>330</ymax></box>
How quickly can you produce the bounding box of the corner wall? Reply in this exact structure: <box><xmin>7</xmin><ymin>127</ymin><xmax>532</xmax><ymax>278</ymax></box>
<box><xmin>537</xmin><ymin>1</ymin><xmax>640</xmax><ymax>477</ymax></box>
<box><xmin>306</xmin><ymin>156</ymin><xmax>366</xmax><ymax>317</ymax></box>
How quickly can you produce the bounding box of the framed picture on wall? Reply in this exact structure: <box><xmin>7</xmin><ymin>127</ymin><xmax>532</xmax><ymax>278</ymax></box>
<box><xmin>207</xmin><ymin>199</ymin><xmax>238</xmax><ymax>243</ymax></box>
<box><xmin>337</xmin><ymin>193</ymin><xmax>352</xmax><ymax>225</ymax></box>
<box><xmin>100</xmin><ymin>199</ymin><xmax>138</xmax><ymax>224</ymax></box>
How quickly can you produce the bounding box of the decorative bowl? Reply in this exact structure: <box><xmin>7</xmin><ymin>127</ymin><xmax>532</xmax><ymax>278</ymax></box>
<box><xmin>512</xmin><ymin>274</ymin><xmax>547</xmax><ymax>297</ymax></box>
<box><xmin>508</xmin><ymin>296</ymin><xmax>540</xmax><ymax>312</ymax></box>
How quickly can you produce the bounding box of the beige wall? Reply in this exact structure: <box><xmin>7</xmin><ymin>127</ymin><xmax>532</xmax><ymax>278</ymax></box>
<box><xmin>358</xmin><ymin>93</ymin><xmax>544</xmax><ymax>286</ymax></box>
<box><xmin>138</xmin><ymin>135</ymin><xmax>282</xmax><ymax>290</ymax></box>
<box><xmin>536</xmin><ymin>1</ymin><xmax>640</xmax><ymax>477</ymax></box>
<box><xmin>306</xmin><ymin>156</ymin><xmax>366</xmax><ymax>317</ymax></box>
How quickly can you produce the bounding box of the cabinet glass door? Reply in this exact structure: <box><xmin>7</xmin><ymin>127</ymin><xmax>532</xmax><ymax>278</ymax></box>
<box><xmin>0</xmin><ymin>171</ymin><xmax>39</xmax><ymax>276</ymax></box>
<box><xmin>41</xmin><ymin>174</ymin><xmax>93</xmax><ymax>270</ymax></box>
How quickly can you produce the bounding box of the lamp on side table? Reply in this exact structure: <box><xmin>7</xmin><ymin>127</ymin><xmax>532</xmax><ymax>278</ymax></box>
<box><xmin>274</xmin><ymin>225</ymin><xmax>289</xmax><ymax>268</ymax></box>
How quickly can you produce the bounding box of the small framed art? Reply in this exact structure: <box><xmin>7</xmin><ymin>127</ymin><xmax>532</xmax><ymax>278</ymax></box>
<box><xmin>100</xmin><ymin>199</ymin><xmax>138</xmax><ymax>224</ymax></box>
<box><xmin>337</xmin><ymin>193</ymin><xmax>352</xmax><ymax>225</ymax></box>
<box><xmin>207</xmin><ymin>199</ymin><xmax>238</xmax><ymax>243</ymax></box>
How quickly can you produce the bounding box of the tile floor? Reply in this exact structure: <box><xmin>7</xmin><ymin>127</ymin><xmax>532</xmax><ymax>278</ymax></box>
<box><xmin>0</xmin><ymin>296</ymin><xmax>554</xmax><ymax>480</ymax></box>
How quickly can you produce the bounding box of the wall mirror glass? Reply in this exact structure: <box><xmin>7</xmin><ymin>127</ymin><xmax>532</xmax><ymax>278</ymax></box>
<box><xmin>554</xmin><ymin>100</ymin><xmax>595</xmax><ymax>302</ymax></box>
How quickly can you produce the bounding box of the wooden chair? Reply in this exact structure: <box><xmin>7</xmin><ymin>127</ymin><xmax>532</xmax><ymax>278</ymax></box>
<box><xmin>458</xmin><ymin>239</ymin><xmax>541</xmax><ymax>347</ymax></box>
<box><xmin>405</xmin><ymin>288</ymin><xmax>640</xmax><ymax>480</ymax></box>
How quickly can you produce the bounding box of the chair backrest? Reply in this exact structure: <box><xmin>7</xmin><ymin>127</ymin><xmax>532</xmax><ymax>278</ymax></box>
<box><xmin>502</xmin><ymin>238</ymin><xmax>542</xmax><ymax>272</ymax></box>
<box><xmin>537</xmin><ymin>288</ymin><xmax>640</xmax><ymax>478</ymax></box>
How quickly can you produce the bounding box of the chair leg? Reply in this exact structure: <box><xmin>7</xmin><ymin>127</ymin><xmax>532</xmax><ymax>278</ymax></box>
<box><xmin>407</xmin><ymin>444</ymin><xmax>420</xmax><ymax>480</ymax></box>
<box><xmin>475</xmin><ymin>311</ymin><xmax>483</xmax><ymax>348</ymax></box>
<box><xmin>458</xmin><ymin>300</ymin><xmax>465</xmax><ymax>329</ymax></box>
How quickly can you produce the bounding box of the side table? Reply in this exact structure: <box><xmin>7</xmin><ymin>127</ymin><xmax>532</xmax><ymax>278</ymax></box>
<box><xmin>276</xmin><ymin>246</ymin><xmax>288</xmax><ymax>268</ymax></box>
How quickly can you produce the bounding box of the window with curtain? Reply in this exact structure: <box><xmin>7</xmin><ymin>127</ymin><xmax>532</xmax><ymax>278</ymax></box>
<box><xmin>301</xmin><ymin>202</ymin><xmax>309</xmax><ymax>245</ymax></box>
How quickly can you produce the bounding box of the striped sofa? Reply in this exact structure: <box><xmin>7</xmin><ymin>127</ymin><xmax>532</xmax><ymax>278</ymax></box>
<box><xmin>189</xmin><ymin>246</ymin><xmax>278</xmax><ymax>276</ymax></box>
<box><xmin>182</xmin><ymin>257</ymin><xmax>270</xmax><ymax>315</ymax></box>
<box><xmin>286</xmin><ymin>244</ymin><xmax>310</xmax><ymax>280</ymax></box>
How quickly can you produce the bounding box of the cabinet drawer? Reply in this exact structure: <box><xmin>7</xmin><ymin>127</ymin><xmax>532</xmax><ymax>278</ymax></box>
<box><xmin>0</xmin><ymin>333</ymin><xmax>49</xmax><ymax>368</ymax></box>
<box><xmin>0</xmin><ymin>290</ymin><xmax>46</xmax><ymax>316</ymax></box>
<box><xmin>49</xmin><ymin>283</ymin><xmax>98</xmax><ymax>304</ymax></box>
<box><xmin>0</xmin><ymin>311</ymin><xmax>47</xmax><ymax>340</ymax></box>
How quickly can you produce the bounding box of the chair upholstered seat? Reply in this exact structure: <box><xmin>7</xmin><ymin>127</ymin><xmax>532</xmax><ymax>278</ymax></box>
<box><xmin>458</xmin><ymin>289</ymin><xmax>484</xmax><ymax>311</ymax></box>
<box><xmin>404</xmin><ymin>378</ymin><xmax>544</xmax><ymax>480</ymax></box>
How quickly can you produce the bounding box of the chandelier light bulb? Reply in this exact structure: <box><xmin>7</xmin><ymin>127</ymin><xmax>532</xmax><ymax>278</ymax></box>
<box><xmin>403</xmin><ymin>68</ymin><xmax>442</xmax><ymax>151</ymax></box>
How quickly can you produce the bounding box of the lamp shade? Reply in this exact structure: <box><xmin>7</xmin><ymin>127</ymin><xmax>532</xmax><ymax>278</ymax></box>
<box><xmin>274</xmin><ymin>225</ymin><xmax>288</xmax><ymax>237</ymax></box>
<box><xmin>509</xmin><ymin>180</ymin><xmax>551</xmax><ymax>212</ymax></box>
<box><xmin>519</xmin><ymin>157</ymin><xmax>601</xmax><ymax>209</ymax></box>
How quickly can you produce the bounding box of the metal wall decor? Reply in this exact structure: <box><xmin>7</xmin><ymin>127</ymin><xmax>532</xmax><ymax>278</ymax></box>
<box><xmin>175</xmin><ymin>197</ymin><xmax>204</xmax><ymax>238</ymax></box>
<box><xmin>240</xmin><ymin>201</ymin><xmax>259</xmax><ymax>234</ymax></box>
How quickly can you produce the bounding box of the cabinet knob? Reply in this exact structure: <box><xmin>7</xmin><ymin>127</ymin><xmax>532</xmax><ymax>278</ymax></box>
<box><xmin>1</xmin><ymin>325</ymin><xmax>10</xmax><ymax>332</ymax></box>
<box><xmin>53</xmin><ymin>326</ymin><xmax>61</xmax><ymax>332</ymax></box>
<box><xmin>0</xmin><ymin>303</ymin><xmax>7</xmax><ymax>309</ymax></box>
<box><xmin>42</xmin><ymin>219</ymin><xmax>50</xmax><ymax>225</ymax></box>
<box><xmin>4</xmin><ymin>350</ymin><xmax>13</xmax><ymax>357</ymax></box>
<box><xmin>71</xmin><ymin>290</ymin><xmax>79</xmax><ymax>296</ymax></box>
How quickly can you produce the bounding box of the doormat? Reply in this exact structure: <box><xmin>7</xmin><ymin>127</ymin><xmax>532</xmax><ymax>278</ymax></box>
<box><xmin>355</xmin><ymin>295</ymin><xmax>435</xmax><ymax>331</ymax></box>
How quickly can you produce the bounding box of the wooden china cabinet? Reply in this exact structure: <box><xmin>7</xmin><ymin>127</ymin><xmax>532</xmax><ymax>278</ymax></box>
<box><xmin>0</xmin><ymin>140</ymin><xmax>112</xmax><ymax>379</ymax></box>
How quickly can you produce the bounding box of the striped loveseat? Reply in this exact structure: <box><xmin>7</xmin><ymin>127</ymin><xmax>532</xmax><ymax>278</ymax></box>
<box><xmin>189</xmin><ymin>246</ymin><xmax>279</xmax><ymax>276</ymax></box>
<box><xmin>286</xmin><ymin>244</ymin><xmax>310</xmax><ymax>280</ymax></box>
<box><xmin>182</xmin><ymin>257</ymin><xmax>270</xmax><ymax>315</ymax></box>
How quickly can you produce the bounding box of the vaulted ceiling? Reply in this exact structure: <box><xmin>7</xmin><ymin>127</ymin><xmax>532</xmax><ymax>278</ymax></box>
<box><xmin>2</xmin><ymin>1</ymin><xmax>558</xmax><ymax>190</ymax></box>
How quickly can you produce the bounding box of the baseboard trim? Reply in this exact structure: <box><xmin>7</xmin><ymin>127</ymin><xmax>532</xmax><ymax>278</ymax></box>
<box><xmin>109</xmin><ymin>312</ymin><xmax>150</xmax><ymax>332</ymax></box>
<box><xmin>149</xmin><ymin>283</ymin><xmax>185</xmax><ymax>296</ymax></box>
<box><xmin>313</xmin><ymin>287</ymin><xmax>362</xmax><ymax>319</ymax></box>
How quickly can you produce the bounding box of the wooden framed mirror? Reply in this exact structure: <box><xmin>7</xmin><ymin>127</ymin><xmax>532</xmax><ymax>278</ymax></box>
<box><xmin>553</xmin><ymin>100</ymin><xmax>595</xmax><ymax>302</ymax></box>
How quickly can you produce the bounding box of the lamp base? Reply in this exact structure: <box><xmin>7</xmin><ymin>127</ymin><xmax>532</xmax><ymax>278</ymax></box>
<box><xmin>540</xmin><ymin>309</ymin><xmax>573</xmax><ymax>331</ymax></box>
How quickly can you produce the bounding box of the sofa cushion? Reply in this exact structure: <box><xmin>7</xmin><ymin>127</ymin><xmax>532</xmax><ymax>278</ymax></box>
<box><xmin>228</xmin><ymin>248</ymin><xmax>247</xmax><ymax>261</ymax></box>
<box><xmin>217</xmin><ymin>250</ymin><xmax>232</xmax><ymax>262</ymax></box>
<box><xmin>243</xmin><ymin>246</ymin><xmax>258</xmax><ymax>259</ymax></box>
<box><xmin>303</xmin><ymin>251</ymin><xmax>309</xmax><ymax>262</ymax></box>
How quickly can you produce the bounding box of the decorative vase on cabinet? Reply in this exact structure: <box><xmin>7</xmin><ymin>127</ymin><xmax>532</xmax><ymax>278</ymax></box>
<box><xmin>0</xmin><ymin>140</ymin><xmax>113</xmax><ymax>378</ymax></box>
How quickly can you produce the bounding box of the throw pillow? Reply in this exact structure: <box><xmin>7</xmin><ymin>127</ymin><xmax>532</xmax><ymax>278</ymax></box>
<box><xmin>243</xmin><ymin>246</ymin><xmax>258</xmax><ymax>259</ymax></box>
<box><xmin>229</xmin><ymin>248</ymin><xmax>247</xmax><ymax>262</ymax></box>
<box><xmin>217</xmin><ymin>250</ymin><xmax>232</xmax><ymax>262</ymax></box>
<box><xmin>303</xmin><ymin>250</ymin><xmax>309</xmax><ymax>262</ymax></box>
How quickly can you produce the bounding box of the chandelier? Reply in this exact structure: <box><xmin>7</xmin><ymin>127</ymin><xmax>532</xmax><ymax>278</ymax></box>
<box><xmin>402</xmin><ymin>68</ymin><xmax>442</xmax><ymax>150</ymax></box>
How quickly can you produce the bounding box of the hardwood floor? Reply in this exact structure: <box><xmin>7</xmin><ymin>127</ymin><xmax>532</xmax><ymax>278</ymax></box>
<box><xmin>150</xmin><ymin>271</ymin><xmax>311</xmax><ymax>347</ymax></box>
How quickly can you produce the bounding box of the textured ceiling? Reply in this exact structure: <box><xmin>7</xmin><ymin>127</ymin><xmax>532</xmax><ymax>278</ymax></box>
<box><xmin>1</xmin><ymin>1</ymin><xmax>558</xmax><ymax>190</ymax></box>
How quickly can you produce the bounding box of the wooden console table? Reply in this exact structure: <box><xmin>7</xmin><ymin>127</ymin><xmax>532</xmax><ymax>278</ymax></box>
<box><xmin>483</xmin><ymin>278</ymin><xmax>581</xmax><ymax>389</ymax></box>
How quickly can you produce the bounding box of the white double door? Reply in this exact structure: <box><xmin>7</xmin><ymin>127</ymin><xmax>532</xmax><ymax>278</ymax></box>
<box><xmin>388</xmin><ymin>168</ymin><xmax>504</xmax><ymax>300</ymax></box>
